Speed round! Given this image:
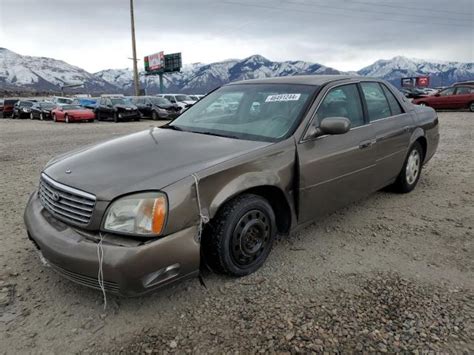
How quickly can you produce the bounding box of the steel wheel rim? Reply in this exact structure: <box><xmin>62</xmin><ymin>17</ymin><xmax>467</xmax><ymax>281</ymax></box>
<box><xmin>406</xmin><ymin>149</ymin><xmax>420</xmax><ymax>185</ymax></box>
<box><xmin>231</xmin><ymin>209</ymin><xmax>271</xmax><ymax>267</ymax></box>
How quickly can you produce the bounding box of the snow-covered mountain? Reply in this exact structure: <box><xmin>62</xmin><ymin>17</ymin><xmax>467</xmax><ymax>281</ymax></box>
<box><xmin>94</xmin><ymin>55</ymin><xmax>343</xmax><ymax>94</ymax></box>
<box><xmin>358</xmin><ymin>56</ymin><xmax>474</xmax><ymax>88</ymax></box>
<box><xmin>0</xmin><ymin>48</ymin><xmax>117</xmax><ymax>94</ymax></box>
<box><xmin>1</xmin><ymin>47</ymin><xmax>472</xmax><ymax>95</ymax></box>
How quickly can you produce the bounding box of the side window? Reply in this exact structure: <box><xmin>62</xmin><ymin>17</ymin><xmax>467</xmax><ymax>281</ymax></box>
<box><xmin>317</xmin><ymin>84</ymin><xmax>364</xmax><ymax>128</ymax></box>
<box><xmin>106</xmin><ymin>99</ymin><xmax>112</xmax><ymax>106</ymax></box>
<box><xmin>456</xmin><ymin>87</ymin><xmax>472</xmax><ymax>95</ymax></box>
<box><xmin>381</xmin><ymin>84</ymin><xmax>404</xmax><ymax>116</ymax></box>
<box><xmin>165</xmin><ymin>95</ymin><xmax>175</xmax><ymax>103</ymax></box>
<box><xmin>360</xmin><ymin>82</ymin><xmax>392</xmax><ymax>121</ymax></box>
<box><xmin>439</xmin><ymin>88</ymin><xmax>455</xmax><ymax>96</ymax></box>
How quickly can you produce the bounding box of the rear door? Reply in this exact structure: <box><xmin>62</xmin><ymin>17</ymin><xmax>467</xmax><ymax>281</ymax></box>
<box><xmin>454</xmin><ymin>86</ymin><xmax>474</xmax><ymax>109</ymax></box>
<box><xmin>360</xmin><ymin>82</ymin><xmax>413</xmax><ymax>188</ymax></box>
<box><xmin>297</xmin><ymin>83</ymin><xmax>378</xmax><ymax>223</ymax></box>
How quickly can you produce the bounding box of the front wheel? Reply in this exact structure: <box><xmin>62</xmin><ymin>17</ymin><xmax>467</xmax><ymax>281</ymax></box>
<box><xmin>65</xmin><ymin>115</ymin><xmax>70</xmax><ymax>123</ymax></box>
<box><xmin>202</xmin><ymin>194</ymin><xmax>276</xmax><ymax>276</ymax></box>
<box><xmin>152</xmin><ymin>111</ymin><xmax>158</xmax><ymax>120</ymax></box>
<box><xmin>30</xmin><ymin>113</ymin><xmax>34</xmax><ymax>120</ymax></box>
<box><xmin>52</xmin><ymin>114</ymin><xmax>57</xmax><ymax>122</ymax></box>
<box><xmin>392</xmin><ymin>142</ymin><xmax>423</xmax><ymax>193</ymax></box>
<box><xmin>469</xmin><ymin>102</ymin><xmax>474</xmax><ymax>112</ymax></box>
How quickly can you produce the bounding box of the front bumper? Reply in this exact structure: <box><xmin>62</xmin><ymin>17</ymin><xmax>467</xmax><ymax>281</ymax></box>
<box><xmin>24</xmin><ymin>192</ymin><xmax>200</xmax><ymax>296</ymax></box>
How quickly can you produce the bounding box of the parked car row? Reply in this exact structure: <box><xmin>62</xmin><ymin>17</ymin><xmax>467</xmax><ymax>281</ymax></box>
<box><xmin>0</xmin><ymin>93</ymin><xmax>206</xmax><ymax>122</ymax></box>
<box><xmin>400</xmin><ymin>82</ymin><xmax>474</xmax><ymax>112</ymax></box>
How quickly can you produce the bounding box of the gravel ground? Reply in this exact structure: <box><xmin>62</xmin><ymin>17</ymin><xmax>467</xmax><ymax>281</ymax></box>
<box><xmin>0</xmin><ymin>113</ymin><xmax>473</xmax><ymax>354</ymax></box>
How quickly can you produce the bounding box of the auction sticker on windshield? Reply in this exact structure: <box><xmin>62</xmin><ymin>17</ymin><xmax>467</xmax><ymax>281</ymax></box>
<box><xmin>265</xmin><ymin>93</ymin><xmax>301</xmax><ymax>102</ymax></box>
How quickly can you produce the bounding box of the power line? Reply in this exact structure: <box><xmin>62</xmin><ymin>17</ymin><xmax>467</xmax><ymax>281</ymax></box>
<box><xmin>346</xmin><ymin>0</ymin><xmax>473</xmax><ymax>17</ymax></box>
<box><xmin>222</xmin><ymin>0</ymin><xmax>473</xmax><ymax>28</ymax></box>
<box><xmin>287</xmin><ymin>0</ymin><xmax>473</xmax><ymax>23</ymax></box>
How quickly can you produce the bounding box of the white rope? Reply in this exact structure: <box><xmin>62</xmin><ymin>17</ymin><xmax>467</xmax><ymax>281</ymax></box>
<box><xmin>192</xmin><ymin>173</ymin><xmax>209</xmax><ymax>241</ymax></box>
<box><xmin>97</xmin><ymin>233</ymin><xmax>107</xmax><ymax>310</ymax></box>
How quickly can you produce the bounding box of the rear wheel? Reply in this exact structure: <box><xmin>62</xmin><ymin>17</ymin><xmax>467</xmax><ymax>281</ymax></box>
<box><xmin>65</xmin><ymin>115</ymin><xmax>70</xmax><ymax>124</ymax></box>
<box><xmin>469</xmin><ymin>102</ymin><xmax>474</xmax><ymax>112</ymax></box>
<box><xmin>40</xmin><ymin>113</ymin><xmax>44</xmax><ymax>121</ymax></box>
<box><xmin>152</xmin><ymin>111</ymin><xmax>158</xmax><ymax>120</ymax></box>
<box><xmin>202</xmin><ymin>194</ymin><xmax>277</xmax><ymax>276</ymax></box>
<box><xmin>392</xmin><ymin>142</ymin><xmax>423</xmax><ymax>193</ymax></box>
<box><xmin>30</xmin><ymin>113</ymin><xmax>34</xmax><ymax>120</ymax></box>
<box><xmin>52</xmin><ymin>114</ymin><xmax>57</xmax><ymax>122</ymax></box>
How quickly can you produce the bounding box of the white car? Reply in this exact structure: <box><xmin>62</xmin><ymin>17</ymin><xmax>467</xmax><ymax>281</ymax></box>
<box><xmin>51</xmin><ymin>96</ymin><xmax>74</xmax><ymax>106</ymax></box>
<box><xmin>157</xmin><ymin>94</ymin><xmax>196</xmax><ymax>112</ymax></box>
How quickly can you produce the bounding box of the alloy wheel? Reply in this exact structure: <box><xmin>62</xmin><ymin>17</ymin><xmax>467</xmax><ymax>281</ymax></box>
<box><xmin>406</xmin><ymin>149</ymin><xmax>420</xmax><ymax>185</ymax></box>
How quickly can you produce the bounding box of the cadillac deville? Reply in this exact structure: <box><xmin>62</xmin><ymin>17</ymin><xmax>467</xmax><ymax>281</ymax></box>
<box><xmin>24</xmin><ymin>76</ymin><xmax>439</xmax><ymax>296</ymax></box>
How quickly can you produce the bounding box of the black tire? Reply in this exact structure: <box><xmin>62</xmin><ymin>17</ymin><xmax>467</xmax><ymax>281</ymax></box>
<box><xmin>30</xmin><ymin>113</ymin><xmax>34</xmax><ymax>120</ymax></box>
<box><xmin>152</xmin><ymin>111</ymin><xmax>158</xmax><ymax>120</ymax></box>
<box><xmin>40</xmin><ymin>113</ymin><xmax>44</xmax><ymax>121</ymax></box>
<box><xmin>202</xmin><ymin>194</ymin><xmax>276</xmax><ymax>276</ymax></box>
<box><xmin>52</xmin><ymin>114</ymin><xmax>57</xmax><ymax>122</ymax></box>
<box><xmin>114</xmin><ymin>112</ymin><xmax>119</xmax><ymax>123</ymax></box>
<box><xmin>65</xmin><ymin>115</ymin><xmax>70</xmax><ymax>124</ymax></box>
<box><xmin>96</xmin><ymin>110</ymin><xmax>101</xmax><ymax>121</ymax></box>
<box><xmin>469</xmin><ymin>102</ymin><xmax>474</xmax><ymax>112</ymax></box>
<box><xmin>392</xmin><ymin>142</ymin><xmax>423</xmax><ymax>193</ymax></box>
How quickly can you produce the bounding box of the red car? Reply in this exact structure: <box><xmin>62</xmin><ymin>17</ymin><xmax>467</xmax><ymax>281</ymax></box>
<box><xmin>51</xmin><ymin>105</ymin><xmax>95</xmax><ymax>123</ymax></box>
<box><xmin>413</xmin><ymin>85</ymin><xmax>474</xmax><ymax>112</ymax></box>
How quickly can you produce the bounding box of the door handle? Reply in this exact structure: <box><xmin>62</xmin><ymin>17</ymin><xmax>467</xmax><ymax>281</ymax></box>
<box><xmin>359</xmin><ymin>140</ymin><xmax>374</xmax><ymax>149</ymax></box>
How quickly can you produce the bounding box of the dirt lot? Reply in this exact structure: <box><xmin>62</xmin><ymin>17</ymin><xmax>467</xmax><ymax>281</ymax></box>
<box><xmin>0</xmin><ymin>113</ymin><xmax>473</xmax><ymax>354</ymax></box>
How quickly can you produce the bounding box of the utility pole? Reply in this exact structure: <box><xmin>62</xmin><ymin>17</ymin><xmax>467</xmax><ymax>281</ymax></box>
<box><xmin>130</xmin><ymin>0</ymin><xmax>140</xmax><ymax>96</ymax></box>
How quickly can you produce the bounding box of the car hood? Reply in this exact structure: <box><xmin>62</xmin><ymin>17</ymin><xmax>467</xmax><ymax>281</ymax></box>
<box><xmin>66</xmin><ymin>109</ymin><xmax>92</xmax><ymax>115</ymax></box>
<box><xmin>44</xmin><ymin>128</ymin><xmax>271</xmax><ymax>201</ymax></box>
<box><xmin>114</xmin><ymin>104</ymin><xmax>137</xmax><ymax>110</ymax></box>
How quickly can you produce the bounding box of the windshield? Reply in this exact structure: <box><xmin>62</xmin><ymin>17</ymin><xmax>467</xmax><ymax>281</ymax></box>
<box><xmin>111</xmin><ymin>98</ymin><xmax>126</xmax><ymax>105</ymax></box>
<box><xmin>176</xmin><ymin>95</ymin><xmax>193</xmax><ymax>102</ymax></box>
<box><xmin>57</xmin><ymin>98</ymin><xmax>73</xmax><ymax>104</ymax></box>
<box><xmin>150</xmin><ymin>97</ymin><xmax>170</xmax><ymax>106</ymax></box>
<box><xmin>41</xmin><ymin>103</ymin><xmax>56</xmax><ymax>109</ymax></box>
<box><xmin>21</xmin><ymin>101</ymin><xmax>34</xmax><ymax>107</ymax></box>
<box><xmin>169</xmin><ymin>84</ymin><xmax>317</xmax><ymax>142</ymax></box>
<box><xmin>63</xmin><ymin>105</ymin><xmax>84</xmax><ymax>110</ymax></box>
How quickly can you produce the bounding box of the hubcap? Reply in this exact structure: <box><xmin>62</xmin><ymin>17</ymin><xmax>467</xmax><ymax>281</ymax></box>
<box><xmin>231</xmin><ymin>210</ymin><xmax>271</xmax><ymax>267</ymax></box>
<box><xmin>406</xmin><ymin>149</ymin><xmax>420</xmax><ymax>185</ymax></box>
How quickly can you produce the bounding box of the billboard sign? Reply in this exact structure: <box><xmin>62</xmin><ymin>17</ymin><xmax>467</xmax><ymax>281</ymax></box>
<box><xmin>416</xmin><ymin>76</ymin><xmax>430</xmax><ymax>87</ymax></box>
<box><xmin>144</xmin><ymin>52</ymin><xmax>182</xmax><ymax>74</ymax></box>
<box><xmin>145</xmin><ymin>51</ymin><xmax>164</xmax><ymax>71</ymax></box>
<box><xmin>401</xmin><ymin>76</ymin><xmax>430</xmax><ymax>88</ymax></box>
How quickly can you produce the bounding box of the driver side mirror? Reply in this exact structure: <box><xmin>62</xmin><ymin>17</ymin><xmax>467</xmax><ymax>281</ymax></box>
<box><xmin>306</xmin><ymin>117</ymin><xmax>351</xmax><ymax>139</ymax></box>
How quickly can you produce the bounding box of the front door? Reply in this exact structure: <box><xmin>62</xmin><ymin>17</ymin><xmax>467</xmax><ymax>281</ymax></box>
<box><xmin>297</xmin><ymin>83</ymin><xmax>377</xmax><ymax>224</ymax></box>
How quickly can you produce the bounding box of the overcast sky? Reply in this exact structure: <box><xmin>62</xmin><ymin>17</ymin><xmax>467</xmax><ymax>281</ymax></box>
<box><xmin>1</xmin><ymin>0</ymin><xmax>473</xmax><ymax>72</ymax></box>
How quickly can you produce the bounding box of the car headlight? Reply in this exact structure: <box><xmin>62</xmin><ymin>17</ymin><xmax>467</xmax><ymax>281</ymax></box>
<box><xmin>23</xmin><ymin>108</ymin><xmax>30</xmax><ymax>112</ymax></box>
<box><xmin>102</xmin><ymin>192</ymin><xmax>167</xmax><ymax>236</ymax></box>
<box><xmin>157</xmin><ymin>108</ymin><xmax>168</xmax><ymax>114</ymax></box>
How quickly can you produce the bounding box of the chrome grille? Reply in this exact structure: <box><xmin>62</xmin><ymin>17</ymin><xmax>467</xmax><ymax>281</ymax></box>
<box><xmin>38</xmin><ymin>173</ymin><xmax>96</xmax><ymax>225</ymax></box>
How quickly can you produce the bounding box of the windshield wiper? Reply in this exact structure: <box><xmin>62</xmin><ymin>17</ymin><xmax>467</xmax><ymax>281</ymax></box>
<box><xmin>193</xmin><ymin>131</ymin><xmax>239</xmax><ymax>139</ymax></box>
<box><xmin>162</xmin><ymin>124</ymin><xmax>184</xmax><ymax>131</ymax></box>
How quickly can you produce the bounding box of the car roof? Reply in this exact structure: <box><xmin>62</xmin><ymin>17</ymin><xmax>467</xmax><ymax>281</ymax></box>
<box><xmin>228</xmin><ymin>75</ymin><xmax>361</xmax><ymax>86</ymax></box>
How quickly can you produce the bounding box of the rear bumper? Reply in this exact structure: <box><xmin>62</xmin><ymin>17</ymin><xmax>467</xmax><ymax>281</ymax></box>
<box><xmin>24</xmin><ymin>192</ymin><xmax>200</xmax><ymax>297</ymax></box>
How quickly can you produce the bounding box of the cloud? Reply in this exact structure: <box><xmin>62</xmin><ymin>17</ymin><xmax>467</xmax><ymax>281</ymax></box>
<box><xmin>0</xmin><ymin>0</ymin><xmax>472</xmax><ymax>72</ymax></box>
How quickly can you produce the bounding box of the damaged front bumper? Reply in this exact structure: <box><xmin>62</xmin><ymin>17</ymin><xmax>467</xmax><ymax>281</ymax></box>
<box><xmin>24</xmin><ymin>192</ymin><xmax>200</xmax><ymax>297</ymax></box>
